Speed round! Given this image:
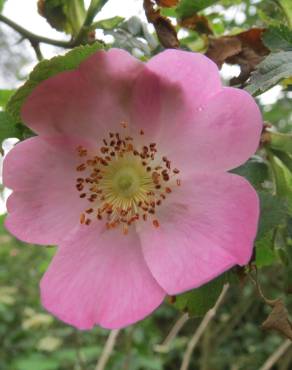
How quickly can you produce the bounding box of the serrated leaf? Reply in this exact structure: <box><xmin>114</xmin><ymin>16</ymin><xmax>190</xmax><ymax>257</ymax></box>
<box><xmin>0</xmin><ymin>90</ymin><xmax>14</xmax><ymax>109</ymax></box>
<box><xmin>91</xmin><ymin>16</ymin><xmax>124</xmax><ymax>31</ymax></box>
<box><xmin>245</xmin><ymin>51</ymin><xmax>292</xmax><ymax>95</ymax></box>
<box><xmin>232</xmin><ymin>158</ymin><xmax>269</xmax><ymax>189</ymax></box>
<box><xmin>263</xmin><ymin>25</ymin><xmax>292</xmax><ymax>52</ymax></box>
<box><xmin>173</xmin><ymin>273</ymin><xmax>229</xmax><ymax>317</ymax></box>
<box><xmin>7</xmin><ymin>43</ymin><xmax>104</xmax><ymax>123</ymax></box>
<box><xmin>0</xmin><ymin>112</ymin><xmax>23</xmax><ymax>142</ymax></box>
<box><xmin>38</xmin><ymin>0</ymin><xmax>86</xmax><ymax>36</ymax></box>
<box><xmin>256</xmin><ymin>230</ymin><xmax>278</xmax><ymax>268</ymax></box>
<box><xmin>176</xmin><ymin>0</ymin><xmax>219</xmax><ymax>18</ymax></box>
<box><xmin>257</xmin><ymin>192</ymin><xmax>288</xmax><ymax>240</ymax></box>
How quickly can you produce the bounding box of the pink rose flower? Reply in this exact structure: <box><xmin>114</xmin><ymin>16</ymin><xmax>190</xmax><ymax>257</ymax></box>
<box><xmin>3</xmin><ymin>49</ymin><xmax>262</xmax><ymax>329</ymax></box>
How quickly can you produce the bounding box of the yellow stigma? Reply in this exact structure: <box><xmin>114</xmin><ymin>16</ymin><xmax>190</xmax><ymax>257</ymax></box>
<box><xmin>75</xmin><ymin>124</ymin><xmax>181</xmax><ymax>234</ymax></box>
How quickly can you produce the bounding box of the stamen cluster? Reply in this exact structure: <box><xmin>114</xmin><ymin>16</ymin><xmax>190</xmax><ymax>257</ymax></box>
<box><xmin>75</xmin><ymin>125</ymin><xmax>181</xmax><ymax>234</ymax></box>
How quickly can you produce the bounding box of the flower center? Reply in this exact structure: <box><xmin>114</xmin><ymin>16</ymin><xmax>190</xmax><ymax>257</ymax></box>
<box><xmin>75</xmin><ymin>125</ymin><xmax>181</xmax><ymax>234</ymax></box>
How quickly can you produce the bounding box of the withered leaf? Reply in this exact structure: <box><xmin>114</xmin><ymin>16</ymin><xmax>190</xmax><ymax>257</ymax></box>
<box><xmin>144</xmin><ymin>0</ymin><xmax>179</xmax><ymax>48</ymax></box>
<box><xmin>155</xmin><ymin>0</ymin><xmax>179</xmax><ymax>7</ymax></box>
<box><xmin>180</xmin><ymin>14</ymin><xmax>213</xmax><ymax>35</ymax></box>
<box><xmin>262</xmin><ymin>298</ymin><xmax>292</xmax><ymax>340</ymax></box>
<box><xmin>206</xmin><ymin>28</ymin><xmax>269</xmax><ymax>86</ymax></box>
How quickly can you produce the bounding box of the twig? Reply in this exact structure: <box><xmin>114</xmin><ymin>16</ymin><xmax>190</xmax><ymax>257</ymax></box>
<box><xmin>0</xmin><ymin>14</ymin><xmax>72</xmax><ymax>48</ymax></box>
<box><xmin>259</xmin><ymin>340</ymin><xmax>292</xmax><ymax>370</ymax></box>
<box><xmin>95</xmin><ymin>329</ymin><xmax>120</xmax><ymax>370</ymax></box>
<box><xmin>179</xmin><ymin>284</ymin><xmax>230</xmax><ymax>370</ymax></box>
<box><xmin>154</xmin><ymin>313</ymin><xmax>189</xmax><ymax>353</ymax></box>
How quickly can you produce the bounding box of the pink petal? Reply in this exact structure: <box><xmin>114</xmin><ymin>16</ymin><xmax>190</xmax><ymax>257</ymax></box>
<box><xmin>21</xmin><ymin>49</ymin><xmax>144</xmax><ymax>140</ymax></box>
<box><xmin>132</xmin><ymin>50</ymin><xmax>262</xmax><ymax>174</ymax></box>
<box><xmin>139</xmin><ymin>173</ymin><xmax>259</xmax><ymax>295</ymax></box>
<box><xmin>146</xmin><ymin>49</ymin><xmax>222</xmax><ymax>109</ymax></box>
<box><xmin>41</xmin><ymin>226</ymin><xmax>166</xmax><ymax>329</ymax></box>
<box><xmin>4</xmin><ymin>135</ymin><xmax>95</xmax><ymax>244</ymax></box>
<box><xmin>161</xmin><ymin>87</ymin><xmax>262</xmax><ymax>173</ymax></box>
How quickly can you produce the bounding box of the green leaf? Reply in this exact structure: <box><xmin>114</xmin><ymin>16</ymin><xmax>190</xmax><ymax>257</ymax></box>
<box><xmin>257</xmin><ymin>192</ymin><xmax>288</xmax><ymax>240</ymax></box>
<box><xmin>0</xmin><ymin>90</ymin><xmax>14</xmax><ymax>109</ymax></box>
<box><xmin>256</xmin><ymin>230</ymin><xmax>278</xmax><ymax>268</ymax></box>
<box><xmin>271</xmin><ymin>150</ymin><xmax>292</xmax><ymax>173</ymax></box>
<box><xmin>173</xmin><ymin>273</ymin><xmax>229</xmax><ymax>317</ymax></box>
<box><xmin>91</xmin><ymin>16</ymin><xmax>124</xmax><ymax>30</ymax></box>
<box><xmin>268</xmin><ymin>131</ymin><xmax>292</xmax><ymax>155</ymax></box>
<box><xmin>232</xmin><ymin>158</ymin><xmax>269</xmax><ymax>190</ymax></box>
<box><xmin>279</xmin><ymin>0</ymin><xmax>292</xmax><ymax>28</ymax></box>
<box><xmin>40</xmin><ymin>0</ymin><xmax>86</xmax><ymax>36</ymax></box>
<box><xmin>7</xmin><ymin>43</ymin><xmax>104</xmax><ymax>123</ymax></box>
<box><xmin>245</xmin><ymin>51</ymin><xmax>292</xmax><ymax>95</ymax></box>
<box><xmin>268</xmin><ymin>152</ymin><xmax>292</xmax><ymax>212</ymax></box>
<box><xmin>263</xmin><ymin>25</ymin><xmax>292</xmax><ymax>52</ymax></box>
<box><xmin>85</xmin><ymin>0</ymin><xmax>109</xmax><ymax>26</ymax></box>
<box><xmin>0</xmin><ymin>111</ymin><xmax>23</xmax><ymax>142</ymax></box>
<box><xmin>176</xmin><ymin>0</ymin><xmax>219</xmax><ymax>18</ymax></box>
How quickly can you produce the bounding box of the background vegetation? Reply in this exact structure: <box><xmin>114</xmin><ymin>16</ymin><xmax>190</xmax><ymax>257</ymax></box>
<box><xmin>0</xmin><ymin>0</ymin><xmax>292</xmax><ymax>369</ymax></box>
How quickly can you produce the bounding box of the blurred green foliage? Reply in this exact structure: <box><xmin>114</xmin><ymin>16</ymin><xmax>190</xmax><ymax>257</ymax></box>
<box><xmin>1</xmin><ymin>0</ymin><xmax>292</xmax><ymax>369</ymax></box>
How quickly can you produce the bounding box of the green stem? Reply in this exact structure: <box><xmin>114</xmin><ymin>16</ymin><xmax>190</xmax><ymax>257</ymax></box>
<box><xmin>268</xmin><ymin>131</ymin><xmax>292</xmax><ymax>155</ymax></box>
<box><xmin>0</xmin><ymin>14</ymin><xmax>73</xmax><ymax>48</ymax></box>
<box><xmin>73</xmin><ymin>0</ymin><xmax>108</xmax><ymax>45</ymax></box>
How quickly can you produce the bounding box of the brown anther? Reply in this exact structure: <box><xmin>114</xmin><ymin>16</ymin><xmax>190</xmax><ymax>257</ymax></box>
<box><xmin>165</xmin><ymin>187</ymin><xmax>172</xmax><ymax>193</ymax></box>
<box><xmin>155</xmin><ymin>185</ymin><xmax>161</xmax><ymax>189</ymax></box>
<box><xmin>121</xmin><ymin>121</ymin><xmax>128</xmax><ymax>128</ymax></box>
<box><xmin>176</xmin><ymin>179</ymin><xmax>181</xmax><ymax>186</ymax></box>
<box><xmin>143</xmin><ymin>214</ymin><xmax>147</xmax><ymax>221</ymax></box>
<box><xmin>166</xmin><ymin>161</ymin><xmax>171</xmax><ymax>169</ymax></box>
<box><xmin>173</xmin><ymin>168</ymin><xmax>180</xmax><ymax>174</ymax></box>
<box><xmin>100</xmin><ymin>147</ymin><xmax>109</xmax><ymax>153</ymax></box>
<box><xmin>97</xmin><ymin>214</ymin><xmax>102</xmax><ymax>220</ymax></box>
<box><xmin>109</xmin><ymin>132</ymin><xmax>114</xmax><ymax>138</ymax></box>
<box><xmin>127</xmin><ymin>143</ymin><xmax>134</xmax><ymax>151</ymax></box>
<box><xmin>153</xmin><ymin>219</ymin><xmax>160</xmax><ymax>228</ymax></box>
<box><xmin>146</xmin><ymin>166</ymin><xmax>151</xmax><ymax>172</ymax></box>
<box><xmin>162</xmin><ymin>156</ymin><xmax>168</xmax><ymax>162</ymax></box>
<box><xmin>133</xmin><ymin>150</ymin><xmax>139</xmax><ymax>156</ymax></box>
<box><xmin>80</xmin><ymin>193</ymin><xmax>86</xmax><ymax>198</ymax></box>
<box><xmin>103</xmin><ymin>139</ymin><xmax>108</xmax><ymax>146</ymax></box>
<box><xmin>76</xmin><ymin>164</ymin><xmax>86</xmax><ymax>171</ymax></box>
<box><xmin>156</xmin><ymin>200</ymin><xmax>162</xmax><ymax>206</ymax></box>
<box><xmin>100</xmin><ymin>159</ymin><xmax>108</xmax><ymax>166</ymax></box>
<box><xmin>163</xmin><ymin>174</ymin><xmax>170</xmax><ymax>181</ymax></box>
<box><xmin>140</xmin><ymin>129</ymin><xmax>144</xmax><ymax>135</ymax></box>
<box><xmin>85</xmin><ymin>219</ymin><xmax>91</xmax><ymax>226</ymax></box>
<box><xmin>80</xmin><ymin>213</ymin><xmax>85</xmax><ymax>224</ymax></box>
<box><xmin>85</xmin><ymin>208</ymin><xmax>94</xmax><ymax>214</ymax></box>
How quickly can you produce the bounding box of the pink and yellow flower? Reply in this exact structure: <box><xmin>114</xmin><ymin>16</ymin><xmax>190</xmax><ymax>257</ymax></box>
<box><xmin>3</xmin><ymin>49</ymin><xmax>262</xmax><ymax>329</ymax></box>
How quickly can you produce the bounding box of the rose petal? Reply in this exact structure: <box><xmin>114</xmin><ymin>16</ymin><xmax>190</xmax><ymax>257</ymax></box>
<box><xmin>161</xmin><ymin>87</ymin><xmax>262</xmax><ymax>174</ymax></box>
<box><xmin>4</xmin><ymin>135</ymin><xmax>94</xmax><ymax>244</ymax></box>
<box><xmin>21</xmin><ymin>49</ymin><xmax>144</xmax><ymax>140</ymax></box>
<box><xmin>139</xmin><ymin>173</ymin><xmax>259</xmax><ymax>295</ymax></box>
<box><xmin>41</xmin><ymin>226</ymin><xmax>165</xmax><ymax>329</ymax></box>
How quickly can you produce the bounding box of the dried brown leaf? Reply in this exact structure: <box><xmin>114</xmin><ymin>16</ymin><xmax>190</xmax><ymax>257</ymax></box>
<box><xmin>206</xmin><ymin>28</ymin><xmax>269</xmax><ymax>85</ymax></box>
<box><xmin>262</xmin><ymin>298</ymin><xmax>292</xmax><ymax>340</ymax></box>
<box><xmin>180</xmin><ymin>14</ymin><xmax>213</xmax><ymax>35</ymax></box>
<box><xmin>144</xmin><ymin>0</ymin><xmax>179</xmax><ymax>48</ymax></box>
<box><xmin>155</xmin><ymin>0</ymin><xmax>179</xmax><ymax>7</ymax></box>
